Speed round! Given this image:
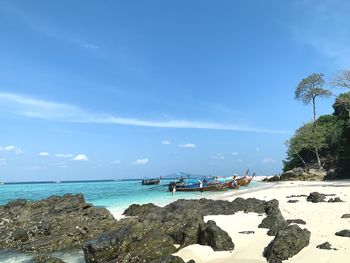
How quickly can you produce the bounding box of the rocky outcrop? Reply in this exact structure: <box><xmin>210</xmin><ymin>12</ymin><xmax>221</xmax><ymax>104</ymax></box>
<box><xmin>263</xmin><ymin>167</ymin><xmax>327</xmax><ymax>182</ymax></box>
<box><xmin>84</xmin><ymin>197</ymin><xmax>285</xmax><ymax>263</ymax></box>
<box><xmin>307</xmin><ymin>192</ymin><xmax>326</xmax><ymax>203</ymax></box>
<box><xmin>0</xmin><ymin>194</ymin><xmax>118</xmax><ymax>252</ymax></box>
<box><xmin>264</xmin><ymin>225</ymin><xmax>311</xmax><ymax>262</ymax></box>
<box><xmin>341</xmin><ymin>214</ymin><xmax>350</xmax><ymax>218</ymax></box>
<box><xmin>197</xmin><ymin>220</ymin><xmax>234</xmax><ymax>251</ymax></box>
<box><xmin>335</xmin><ymin>230</ymin><xmax>350</xmax><ymax>237</ymax></box>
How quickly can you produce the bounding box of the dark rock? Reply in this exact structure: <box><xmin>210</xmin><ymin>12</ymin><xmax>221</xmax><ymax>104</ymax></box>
<box><xmin>307</xmin><ymin>192</ymin><xmax>326</xmax><ymax>203</ymax></box>
<box><xmin>328</xmin><ymin>197</ymin><xmax>343</xmax><ymax>203</ymax></box>
<box><xmin>150</xmin><ymin>255</ymin><xmax>186</xmax><ymax>263</ymax></box>
<box><xmin>287</xmin><ymin>219</ymin><xmax>306</xmax><ymax>225</ymax></box>
<box><xmin>287</xmin><ymin>200</ymin><xmax>299</xmax><ymax>203</ymax></box>
<box><xmin>258</xmin><ymin>213</ymin><xmax>287</xmax><ymax>236</ymax></box>
<box><xmin>264</xmin><ymin>225</ymin><xmax>310</xmax><ymax>262</ymax></box>
<box><xmin>335</xmin><ymin>230</ymin><xmax>350</xmax><ymax>237</ymax></box>
<box><xmin>238</xmin><ymin>231</ymin><xmax>255</xmax><ymax>234</ymax></box>
<box><xmin>123</xmin><ymin>203</ymin><xmax>159</xmax><ymax>216</ymax></box>
<box><xmin>341</xmin><ymin>214</ymin><xmax>350</xmax><ymax>218</ymax></box>
<box><xmin>197</xmin><ymin>220</ymin><xmax>234</xmax><ymax>251</ymax></box>
<box><xmin>30</xmin><ymin>255</ymin><xmax>65</xmax><ymax>263</ymax></box>
<box><xmin>0</xmin><ymin>194</ymin><xmax>118</xmax><ymax>253</ymax></box>
<box><xmin>316</xmin><ymin>242</ymin><xmax>332</xmax><ymax>250</ymax></box>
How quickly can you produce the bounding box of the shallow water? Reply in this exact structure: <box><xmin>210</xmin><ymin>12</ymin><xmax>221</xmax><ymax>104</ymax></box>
<box><xmin>0</xmin><ymin>178</ymin><xmax>262</xmax><ymax>262</ymax></box>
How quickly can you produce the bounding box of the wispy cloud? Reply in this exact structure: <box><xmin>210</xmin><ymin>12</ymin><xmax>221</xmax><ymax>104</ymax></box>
<box><xmin>133</xmin><ymin>158</ymin><xmax>149</xmax><ymax>166</ymax></box>
<box><xmin>72</xmin><ymin>154</ymin><xmax>88</xmax><ymax>161</ymax></box>
<box><xmin>210</xmin><ymin>153</ymin><xmax>224</xmax><ymax>160</ymax></box>
<box><xmin>262</xmin><ymin>158</ymin><xmax>277</xmax><ymax>165</ymax></box>
<box><xmin>179</xmin><ymin>143</ymin><xmax>196</xmax><ymax>148</ymax></box>
<box><xmin>38</xmin><ymin>152</ymin><xmax>49</xmax><ymax>157</ymax></box>
<box><xmin>0</xmin><ymin>145</ymin><xmax>22</xmax><ymax>154</ymax></box>
<box><xmin>0</xmin><ymin>92</ymin><xmax>288</xmax><ymax>134</ymax></box>
<box><xmin>56</xmin><ymin>153</ymin><xmax>73</xmax><ymax>158</ymax></box>
<box><xmin>232</xmin><ymin>152</ymin><xmax>240</xmax><ymax>156</ymax></box>
<box><xmin>113</xmin><ymin>160</ymin><xmax>121</xmax><ymax>164</ymax></box>
<box><xmin>81</xmin><ymin>43</ymin><xmax>99</xmax><ymax>49</ymax></box>
<box><xmin>290</xmin><ymin>1</ymin><xmax>350</xmax><ymax>66</ymax></box>
<box><xmin>161</xmin><ymin>140</ymin><xmax>171</xmax><ymax>145</ymax></box>
<box><xmin>0</xmin><ymin>158</ymin><xmax>6</xmax><ymax>165</ymax></box>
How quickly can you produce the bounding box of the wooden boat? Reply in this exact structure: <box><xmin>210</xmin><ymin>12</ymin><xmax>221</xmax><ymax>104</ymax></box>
<box><xmin>236</xmin><ymin>173</ymin><xmax>255</xmax><ymax>186</ymax></box>
<box><xmin>141</xmin><ymin>178</ymin><xmax>160</xmax><ymax>185</ymax></box>
<box><xmin>168</xmin><ymin>177</ymin><xmax>231</xmax><ymax>192</ymax></box>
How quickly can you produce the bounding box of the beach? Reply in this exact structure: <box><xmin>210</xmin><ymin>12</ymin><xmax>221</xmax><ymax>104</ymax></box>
<box><xmin>174</xmin><ymin>180</ymin><xmax>350</xmax><ymax>263</ymax></box>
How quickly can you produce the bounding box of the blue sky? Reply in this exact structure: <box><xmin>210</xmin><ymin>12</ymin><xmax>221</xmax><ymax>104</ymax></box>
<box><xmin>0</xmin><ymin>0</ymin><xmax>349</xmax><ymax>181</ymax></box>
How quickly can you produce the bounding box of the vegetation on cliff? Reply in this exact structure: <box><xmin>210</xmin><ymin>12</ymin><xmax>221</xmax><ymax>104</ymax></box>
<box><xmin>284</xmin><ymin>70</ymin><xmax>350</xmax><ymax>179</ymax></box>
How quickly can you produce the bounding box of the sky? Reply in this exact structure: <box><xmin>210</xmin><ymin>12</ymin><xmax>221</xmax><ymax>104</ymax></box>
<box><xmin>0</xmin><ymin>0</ymin><xmax>349</xmax><ymax>182</ymax></box>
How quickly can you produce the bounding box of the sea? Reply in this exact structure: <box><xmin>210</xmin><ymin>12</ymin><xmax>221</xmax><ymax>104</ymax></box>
<box><xmin>0</xmin><ymin>178</ymin><xmax>262</xmax><ymax>262</ymax></box>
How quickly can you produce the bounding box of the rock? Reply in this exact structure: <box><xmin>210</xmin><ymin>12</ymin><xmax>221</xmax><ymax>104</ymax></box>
<box><xmin>238</xmin><ymin>231</ymin><xmax>255</xmax><ymax>234</ymax></box>
<box><xmin>328</xmin><ymin>197</ymin><xmax>343</xmax><ymax>202</ymax></box>
<box><xmin>307</xmin><ymin>192</ymin><xmax>326</xmax><ymax>203</ymax></box>
<box><xmin>150</xmin><ymin>255</ymin><xmax>186</xmax><ymax>263</ymax></box>
<box><xmin>341</xmin><ymin>214</ymin><xmax>350</xmax><ymax>218</ymax></box>
<box><xmin>335</xmin><ymin>230</ymin><xmax>350</xmax><ymax>237</ymax></box>
<box><xmin>30</xmin><ymin>255</ymin><xmax>65</xmax><ymax>263</ymax></box>
<box><xmin>264</xmin><ymin>225</ymin><xmax>311</xmax><ymax>262</ymax></box>
<box><xmin>260</xmin><ymin>200</ymin><xmax>288</xmax><ymax>236</ymax></box>
<box><xmin>287</xmin><ymin>200</ymin><xmax>299</xmax><ymax>203</ymax></box>
<box><xmin>316</xmin><ymin>242</ymin><xmax>332</xmax><ymax>250</ymax></box>
<box><xmin>123</xmin><ymin>203</ymin><xmax>159</xmax><ymax>216</ymax></box>
<box><xmin>197</xmin><ymin>220</ymin><xmax>234</xmax><ymax>251</ymax></box>
<box><xmin>287</xmin><ymin>219</ymin><xmax>306</xmax><ymax>225</ymax></box>
<box><xmin>0</xmin><ymin>194</ymin><xmax>118</xmax><ymax>253</ymax></box>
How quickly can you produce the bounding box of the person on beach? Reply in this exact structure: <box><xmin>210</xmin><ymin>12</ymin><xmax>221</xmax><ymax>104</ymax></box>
<box><xmin>172</xmin><ymin>184</ymin><xmax>176</xmax><ymax>195</ymax></box>
<box><xmin>198</xmin><ymin>179</ymin><xmax>203</xmax><ymax>195</ymax></box>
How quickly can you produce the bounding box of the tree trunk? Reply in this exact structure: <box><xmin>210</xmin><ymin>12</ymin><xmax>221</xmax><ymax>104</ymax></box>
<box><xmin>296</xmin><ymin>153</ymin><xmax>306</xmax><ymax>166</ymax></box>
<box><xmin>315</xmin><ymin>147</ymin><xmax>321</xmax><ymax>168</ymax></box>
<box><xmin>312</xmin><ymin>96</ymin><xmax>316</xmax><ymax>122</ymax></box>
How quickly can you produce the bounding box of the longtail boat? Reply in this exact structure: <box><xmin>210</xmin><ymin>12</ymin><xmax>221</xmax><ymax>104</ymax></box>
<box><xmin>141</xmin><ymin>178</ymin><xmax>160</xmax><ymax>185</ymax></box>
<box><xmin>236</xmin><ymin>172</ymin><xmax>255</xmax><ymax>186</ymax></box>
<box><xmin>168</xmin><ymin>178</ymin><xmax>230</xmax><ymax>192</ymax></box>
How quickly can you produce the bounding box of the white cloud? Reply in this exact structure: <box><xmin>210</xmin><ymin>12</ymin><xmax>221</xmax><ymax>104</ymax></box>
<box><xmin>179</xmin><ymin>143</ymin><xmax>196</xmax><ymax>148</ymax></box>
<box><xmin>210</xmin><ymin>153</ymin><xmax>224</xmax><ymax>160</ymax></box>
<box><xmin>72</xmin><ymin>154</ymin><xmax>88</xmax><ymax>161</ymax></box>
<box><xmin>0</xmin><ymin>92</ymin><xmax>289</xmax><ymax>134</ymax></box>
<box><xmin>56</xmin><ymin>153</ymin><xmax>73</xmax><ymax>158</ymax></box>
<box><xmin>232</xmin><ymin>152</ymin><xmax>240</xmax><ymax>156</ymax></box>
<box><xmin>81</xmin><ymin>43</ymin><xmax>99</xmax><ymax>49</ymax></box>
<box><xmin>38</xmin><ymin>152</ymin><xmax>49</xmax><ymax>157</ymax></box>
<box><xmin>133</xmin><ymin>158</ymin><xmax>149</xmax><ymax>166</ymax></box>
<box><xmin>161</xmin><ymin>140</ymin><xmax>171</xmax><ymax>145</ymax></box>
<box><xmin>262</xmin><ymin>158</ymin><xmax>277</xmax><ymax>165</ymax></box>
<box><xmin>0</xmin><ymin>158</ymin><xmax>6</xmax><ymax>165</ymax></box>
<box><xmin>0</xmin><ymin>145</ymin><xmax>22</xmax><ymax>154</ymax></box>
<box><xmin>113</xmin><ymin>160</ymin><xmax>121</xmax><ymax>164</ymax></box>
<box><xmin>256</xmin><ymin>147</ymin><xmax>261</xmax><ymax>152</ymax></box>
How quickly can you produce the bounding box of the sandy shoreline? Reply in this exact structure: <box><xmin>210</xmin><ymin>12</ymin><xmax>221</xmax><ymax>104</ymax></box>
<box><xmin>173</xmin><ymin>180</ymin><xmax>350</xmax><ymax>263</ymax></box>
<box><xmin>108</xmin><ymin>180</ymin><xmax>350</xmax><ymax>262</ymax></box>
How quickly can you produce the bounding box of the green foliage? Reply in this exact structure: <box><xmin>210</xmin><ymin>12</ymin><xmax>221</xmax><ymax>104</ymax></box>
<box><xmin>333</xmin><ymin>92</ymin><xmax>350</xmax><ymax>119</ymax></box>
<box><xmin>295</xmin><ymin>73</ymin><xmax>331</xmax><ymax>105</ymax></box>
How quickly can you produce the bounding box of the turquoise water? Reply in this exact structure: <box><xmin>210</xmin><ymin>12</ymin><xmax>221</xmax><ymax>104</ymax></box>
<box><xmin>0</xmin><ymin>179</ymin><xmax>262</xmax><ymax>262</ymax></box>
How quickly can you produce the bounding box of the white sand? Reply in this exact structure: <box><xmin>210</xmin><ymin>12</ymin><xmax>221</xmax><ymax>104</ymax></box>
<box><xmin>174</xmin><ymin>180</ymin><xmax>350</xmax><ymax>263</ymax></box>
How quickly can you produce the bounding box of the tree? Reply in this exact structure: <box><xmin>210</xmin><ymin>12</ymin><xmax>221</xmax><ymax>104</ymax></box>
<box><xmin>333</xmin><ymin>92</ymin><xmax>350</xmax><ymax>119</ymax></box>
<box><xmin>332</xmin><ymin>69</ymin><xmax>350</xmax><ymax>89</ymax></box>
<box><xmin>295</xmin><ymin>73</ymin><xmax>332</xmax><ymax>167</ymax></box>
